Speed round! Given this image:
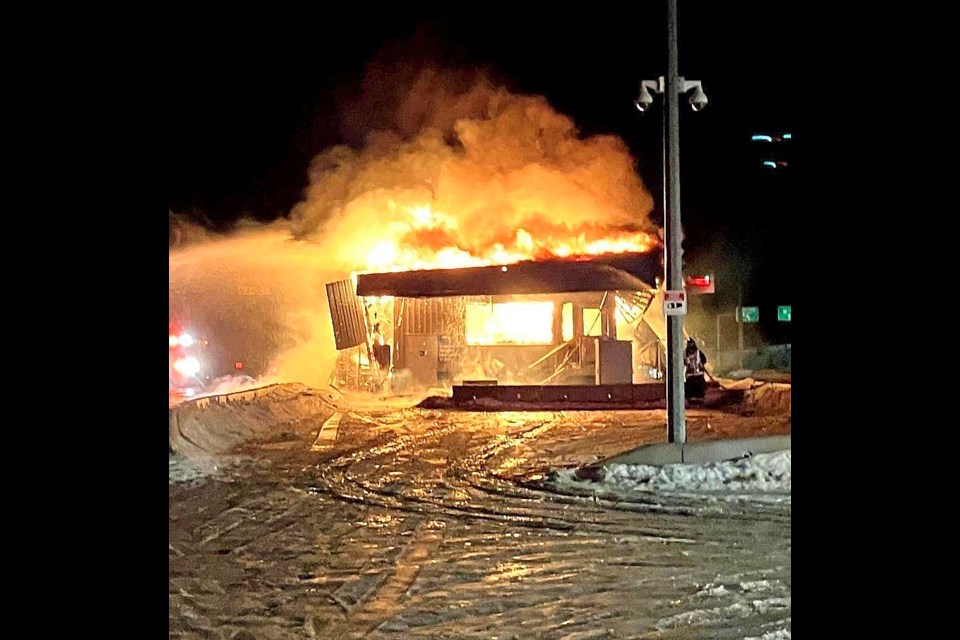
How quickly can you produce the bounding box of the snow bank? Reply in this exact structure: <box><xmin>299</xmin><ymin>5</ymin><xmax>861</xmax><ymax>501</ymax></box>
<box><xmin>552</xmin><ymin>450</ymin><xmax>791</xmax><ymax>498</ymax></box>
<box><xmin>605</xmin><ymin>450</ymin><xmax>790</xmax><ymax>493</ymax></box>
<box><xmin>745</xmin><ymin>630</ymin><xmax>791</xmax><ymax>640</ymax></box>
<box><xmin>716</xmin><ymin>376</ymin><xmax>759</xmax><ymax>390</ymax></box>
<box><xmin>199</xmin><ymin>374</ymin><xmax>264</xmax><ymax>396</ymax></box>
<box><xmin>169</xmin><ymin>383</ymin><xmax>341</xmax><ymax>478</ymax></box>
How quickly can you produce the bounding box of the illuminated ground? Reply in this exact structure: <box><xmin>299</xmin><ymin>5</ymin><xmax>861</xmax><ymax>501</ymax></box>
<box><xmin>169</xmin><ymin>385</ymin><xmax>791</xmax><ymax>639</ymax></box>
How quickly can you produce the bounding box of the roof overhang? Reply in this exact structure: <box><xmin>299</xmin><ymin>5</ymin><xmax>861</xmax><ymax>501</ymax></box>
<box><xmin>355</xmin><ymin>251</ymin><xmax>662</xmax><ymax>298</ymax></box>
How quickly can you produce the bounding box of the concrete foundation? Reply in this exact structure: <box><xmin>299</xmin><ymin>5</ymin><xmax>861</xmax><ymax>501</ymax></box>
<box><xmin>452</xmin><ymin>382</ymin><xmax>665</xmax><ymax>405</ymax></box>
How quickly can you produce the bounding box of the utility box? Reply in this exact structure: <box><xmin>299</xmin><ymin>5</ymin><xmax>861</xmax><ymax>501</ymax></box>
<box><xmin>595</xmin><ymin>339</ymin><xmax>633</xmax><ymax>385</ymax></box>
<box><xmin>403</xmin><ymin>334</ymin><xmax>439</xmax><ymax>388</ymax></box>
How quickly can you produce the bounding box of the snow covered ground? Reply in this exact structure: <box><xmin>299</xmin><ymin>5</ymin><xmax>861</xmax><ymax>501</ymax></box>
<box><xmin>170</xmin><ymin>383</ymin><xmax>790</xmax><ymax>638</ymax></box>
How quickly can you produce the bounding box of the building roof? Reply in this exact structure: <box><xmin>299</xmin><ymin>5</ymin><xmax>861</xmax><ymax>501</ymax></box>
<box><xmin>356</xmin><ymin>251</ymin><xmax>662</xmax><ymax>298</ymax></box>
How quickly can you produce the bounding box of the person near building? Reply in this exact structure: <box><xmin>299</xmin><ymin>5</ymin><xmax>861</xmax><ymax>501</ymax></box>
<box><xmin>684</xmin><ymin>336</ymin><xmax>708</xmax><ymax>402</ymax></box>
<box><xmin>370</xmin><ymin>323</ymin><xmax>393</xmax><ymax>394</ymax></box>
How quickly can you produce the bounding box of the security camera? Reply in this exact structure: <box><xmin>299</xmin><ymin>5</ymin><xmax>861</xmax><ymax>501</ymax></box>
<box><xmin>635</xmin><ymin>84</ymin><xmax>654</xmax><ymax>112</ymax></box>
<box><xmin>688</xmin><ymin>85</ymin><xmax>708</xmax><ymax>111</ymax></box>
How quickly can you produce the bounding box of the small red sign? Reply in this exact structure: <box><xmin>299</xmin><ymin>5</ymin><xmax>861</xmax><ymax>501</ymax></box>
<box><xmin>235</xmin><ymin>361</ymin><xmax>244</xmax><ymax>370</ymax></box>
<box><xmin>685</xmin><ymin>274</ymin><xmax>716</xmax><ymax>294</ymax></box>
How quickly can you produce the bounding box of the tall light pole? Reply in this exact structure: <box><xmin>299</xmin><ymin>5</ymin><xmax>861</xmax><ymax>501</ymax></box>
<box><xmin>635</xmin><ymin>0</ymin><xmax>708</xmax><ymax>445</ymax></box>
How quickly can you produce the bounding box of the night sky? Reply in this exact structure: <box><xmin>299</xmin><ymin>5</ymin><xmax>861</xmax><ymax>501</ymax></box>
<box><xmin>169</xmin><ymin>5</ymin><xmax>797</xmax><ymax>339</ymax></box>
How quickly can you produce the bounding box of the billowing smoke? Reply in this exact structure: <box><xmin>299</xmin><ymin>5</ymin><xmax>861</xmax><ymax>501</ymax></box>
<box><xmin>290</xmin><ymin>67</ymin><xmax>657</xmax><ymax>270</ymax></box>
<box><xmin>170</xmin><ymin>212</ymin><xmax>218</xmax><ymax>249</ymax></box>
<box><xmin>170</xmin><ymin>66</ymin><xmax>658</xmax><ymax>389</ymax></box>
<box><xmin>169</xmin><ymin>221</ymin><xmax>339</xmax><ymax>388</ymax></box>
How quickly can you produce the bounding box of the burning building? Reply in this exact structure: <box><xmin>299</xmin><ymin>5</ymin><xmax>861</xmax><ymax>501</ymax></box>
<box><xmin>326</xmin><ymin>248</ymin><xmax>674</xmax><ymax>395</ymax></box>
<box><xmin>295</xmin><ymin>69</ymin><xmax>680</xmax><ymax>395</ymax></box>
<box><xmin>170</xmin><ymin>65</ymin><xmax>708</xmax><ymax>398</ymax></box>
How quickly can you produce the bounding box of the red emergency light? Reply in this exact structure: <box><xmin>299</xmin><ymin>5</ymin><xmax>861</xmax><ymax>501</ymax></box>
<box><xmin>235</xmin><ymin>361</ymin><xmax>244</xmax><ymax>370</ymax></box>
<box><xmin>685</xmin><ymin>274</ymin><xmax>715</xmax><ymax>294</ymax></box>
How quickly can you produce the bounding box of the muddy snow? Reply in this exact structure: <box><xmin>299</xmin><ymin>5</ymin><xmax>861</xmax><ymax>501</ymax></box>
<box><xmin>170</xmin><ymin>383</ymin><xmax>791</xmax><ymax>639</ymax></box>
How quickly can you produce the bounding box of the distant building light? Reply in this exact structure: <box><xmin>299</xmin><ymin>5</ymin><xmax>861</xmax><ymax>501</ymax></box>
<box><xmin>782</xmin><ymin>133</ymin><xmax>792</xmax><ymax>140</ymax></box>
<box><xmin>752</xmin><ymin>134</ymin><xmax>773</xmax><ymax>142</ymax></box>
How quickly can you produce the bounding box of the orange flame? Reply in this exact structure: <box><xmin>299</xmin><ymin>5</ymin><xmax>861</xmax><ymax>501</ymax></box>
<box><xmin>291</xmin><ymin>78</ymin><xmax>660</xmax><ymax>276</ymax></box>
<box><xmin>364</xmin><ymin>203</ymin><xmax>658</xmax><ymax>272</ymax></box>
<box><xmin>465</xmin><ymin>301</ymin><xmax>554</xmax><ymax>345</ymax></box>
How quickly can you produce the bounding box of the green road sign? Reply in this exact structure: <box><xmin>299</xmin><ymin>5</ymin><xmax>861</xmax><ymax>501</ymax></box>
<box><xmin>738</xmin><ymin>306</ymin><xmax>759</xmax><ymax>323</ymax></box>
<box><xmin>778</xmin><ymin>305</ymin><xmax>792</xmax><ymax>322</ymax></box>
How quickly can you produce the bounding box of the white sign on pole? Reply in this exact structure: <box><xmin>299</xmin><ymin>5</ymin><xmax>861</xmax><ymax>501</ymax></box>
<box><xmin>663</xmin><ymin>289</ymin><xmax>687</xmax><ymax>316</ymax></box>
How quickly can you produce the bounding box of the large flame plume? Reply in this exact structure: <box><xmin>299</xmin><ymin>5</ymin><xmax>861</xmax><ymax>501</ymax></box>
<box><xmin>170</xmin><ymin>67</ymin><xmax>659</xmax><ymax>388</ymax></box>
<box><xmin>290</xmin><ymin>68</ymin><xmax>658</xmax><ymax>272</ymax></box>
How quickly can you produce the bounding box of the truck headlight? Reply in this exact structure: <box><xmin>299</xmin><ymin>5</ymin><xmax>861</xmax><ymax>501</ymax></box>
<box><xmin>174</xmin><ymin>356</ymin><xmax>201</xmax><ymax>377</ymax></box>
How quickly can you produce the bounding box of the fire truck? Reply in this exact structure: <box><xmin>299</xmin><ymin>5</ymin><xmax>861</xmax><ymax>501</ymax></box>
<box><xmin>169</xmin><ymin>322</ymin><xmax>209</xmax><ymax>397</ymax></box>
<box><xmin>169</xmin><ymin>318</ymin><xmax>263</xmax><ymax>397</ymax></box>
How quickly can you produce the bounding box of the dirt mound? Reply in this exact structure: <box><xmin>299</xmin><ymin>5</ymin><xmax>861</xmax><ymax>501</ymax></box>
<box><xmin>743</xmin><ymin>383</ymin><xmax>791</xmax><ymax>415</ymax></box>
